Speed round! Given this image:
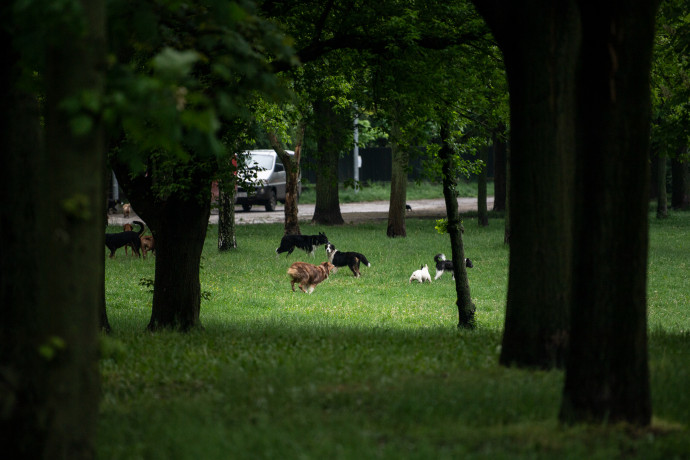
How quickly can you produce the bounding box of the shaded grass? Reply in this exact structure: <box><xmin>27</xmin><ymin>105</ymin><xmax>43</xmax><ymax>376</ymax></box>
<box><xmin>99</xmin><ymin>211</ymin><xmax>690</xmax><ymax>459</ymax></box>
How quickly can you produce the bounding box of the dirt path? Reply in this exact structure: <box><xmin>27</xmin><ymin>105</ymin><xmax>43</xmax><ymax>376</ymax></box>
<box><xmin>108</xmin><ymin>197</ymin><xmax>493</xmax><ymax>226</ymax></box>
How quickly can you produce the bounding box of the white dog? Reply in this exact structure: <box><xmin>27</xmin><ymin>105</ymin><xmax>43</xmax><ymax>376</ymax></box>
<box><xmin>409</xmin><ymin>264</ymin><xmax>431</xmax><ymax>283</ymax></box>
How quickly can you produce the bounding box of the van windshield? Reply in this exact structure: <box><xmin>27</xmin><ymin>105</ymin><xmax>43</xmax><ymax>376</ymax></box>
<box><xmin>247</xmin><ymin>153</ymin><xmax>274</xmax><ymax>170</ymax></box>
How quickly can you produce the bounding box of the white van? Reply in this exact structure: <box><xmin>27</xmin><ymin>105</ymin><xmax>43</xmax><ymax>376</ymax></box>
<box><xmin>235</xmin><ymin>149</ymin><xmax>300</xmax><ymax>212</ymax></box>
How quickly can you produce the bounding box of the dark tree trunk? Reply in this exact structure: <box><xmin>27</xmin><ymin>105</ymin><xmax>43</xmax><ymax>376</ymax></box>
<box><xmin>492</xmin><ymin>128</ymin><xmax>507</xmax><ymax>212</ymax></box>
<box><xmin>312</xmin><ymin>99</ymin><xmax>345</xmax><ymax>225</ymax></box>
<box><xmin>560</xmin><ymin>0</ymin><xmax>658</xmax><ymax>425</ymax></box>
<box><xmin>218</xmin><ymin>179</ymin><xmax>237</xmax><ymax>251</ymax></box>
<box><xmin>1</xmin><ymin>1</ymin><xmax>105</xmax><ymax>456</ymax></box>
<box><xmin>477</xmin><ymin>146</ymin><xmax>489</xmax><ymax>227</ymax></box>
<box><xmin>440</xmin><ymin>123</ymin><xmax>476</xmax><ymax>329</ymax></box>
<box><xmin>268</xmin><ymin>122</ymin><xmax>305</xmax><ymax>235</ymax></box>
<box><xmin>656</xmin><ymin>153</ymin><xmax>668</xmax><ymax>219</ymax></box>
<box><xmin>475</xmin><ymin>1</ymin><xmax>578</xmax><ymax>369</ymax></box>
<box><xmin>387</xmin><ymin>120</ymin><xmax>408</xmax><ymax>238</ymax></box>
<box><xmin>148</xmin><ymin>196</ymin><xmax>210</xmax><ymax>331</ymax></box>
<box><xmin>504</xmin><ymin>143</ymin><xmax>511</xmax><ymax>244</ymax></box>
<box><xmin>111</xmin><ymin>158</ymin><xmax>213</xmax><ymax>331</ymax></box>
<box><xmin>671</xmin><ymin>156</ymin><xmax>689</xmax><ymax>210</ymax></box>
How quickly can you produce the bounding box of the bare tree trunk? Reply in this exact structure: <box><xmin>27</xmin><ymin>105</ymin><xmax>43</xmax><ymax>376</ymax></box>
<box><xmin>474</xmin><ymin>1</ymin><xmax>578</xmax><ymax>369</ymax></box>
<box><xmin>671</xmin><ymin>155</ymin><xmax>689</xmax><ymax>210</ymax></box>
<box><xmin>218</xmin><ymin>179</ymin><xmax>238</xmax><ymax>251</ymax></box>
<box><xmin>492</xmin><ymin>127</ymin><xmax>507</xmax><ymax>212</ymax></box>
<box><xmin>477</xmin><ymin>146</ymin><xmax>489</xmax><ymax>227</ymax></box>
<box><xmin>312</xmin><ymin>99</ymin><xmax>345</xmax><ymax>225</ymax></box>
<box><xmin>561</xmin><ymin>0</ymin><xmax>658</xmax><ymax>425</ymax></box>
<box><xmin>440</xmin><ymin>123</ymin><xmax>476</xmax><ymax>328</ymax></box>
<box><xmin>656</xmin><ymin>153</ymin><xmax>668</xmax><ymax>219</ymax></box>
<box><xmin>268</xmin><ymin>120</ymin><xmax>306</xmax><ymax>235</ymax></box>
<box><xmin>387</xmin><ymin>119</ymin><xmax>408</xmax><ymax>238</ymax></box>
<box><xmin>1</xmin><ymin>2</ymin><xmax>105</xmax><ymax>457</ymax></box>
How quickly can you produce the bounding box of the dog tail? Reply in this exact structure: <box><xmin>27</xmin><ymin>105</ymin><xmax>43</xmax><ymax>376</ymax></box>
<box><xmin>133</xmin><ymin>220</ymin><xmax>145</xmax><ymax>236</ymax></box>
<box><xmin>358</xmin><ymin>253</ymin><xmax>371</xmax><ymax>267</ymax></box>
<box><xmin>434</xmin><ymin>253</ymin><xmax>446</xmax><ymax>263</ymax></box>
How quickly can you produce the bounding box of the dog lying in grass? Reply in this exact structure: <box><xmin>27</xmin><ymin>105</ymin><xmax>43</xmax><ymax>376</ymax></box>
<box><xmin>105</xmin><ymin>221</ymin><xmax>144</xmax><ymax>258</ymax></box>
<box><xmin>325</xmin><ymin>242</ymin><xmax>371</xmax><ymax>278</ymax></box>
<box><xmin>433</xmin><ymin>253</ymin><xmax>473</xmax><ymax>280</ymax></box>
<box><xmin>409</xmin><ymin>264</ymin><xmax>431</xmax><ymax>283</ymax></box>
<box><xmin>287</xmin><ymin>261</ymin><xmax>335</xmax><ymax>293</ymax></box>
<box><xmin>276</xmin><ymin>232</ymin><xmax>328</xmax><ymax>257</ymax></box>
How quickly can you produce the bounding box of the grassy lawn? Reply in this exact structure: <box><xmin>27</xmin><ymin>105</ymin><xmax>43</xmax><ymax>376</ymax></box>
<box><xmin>298</xmin><ymin>179</ymin><xmax>493</xmax><ymax>204</ymax></box>
<box><xmin>99</xmin><ymin>210</ymin><xmax>690</xmax><ymax>459</ymax></box>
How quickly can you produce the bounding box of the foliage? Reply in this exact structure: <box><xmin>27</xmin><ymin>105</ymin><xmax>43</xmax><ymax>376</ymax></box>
<box><xmin>99</xmin><ymin>212</ymin><xmax>690</xmax><ymax>458</ymax></box>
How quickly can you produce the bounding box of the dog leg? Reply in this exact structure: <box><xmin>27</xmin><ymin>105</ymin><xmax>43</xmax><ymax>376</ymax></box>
<box><xmin>434</xmin><ymin>269</ymin><xmax>443</xmax><ymax>280</ymax></box>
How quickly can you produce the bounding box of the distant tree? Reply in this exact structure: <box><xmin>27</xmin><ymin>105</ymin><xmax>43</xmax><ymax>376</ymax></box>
<box><xmin>1</xmin><ymin>0</ymin><xmax>105</xmax><ymax>456</ymax></box>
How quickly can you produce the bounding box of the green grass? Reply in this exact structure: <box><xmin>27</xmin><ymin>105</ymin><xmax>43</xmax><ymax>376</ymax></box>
<box><xmin>298</xmin><ymin>179</ymin><xmax>492</xmax><ymax>204</ymax></box>
<box><xmin>99</xmin><ymin>210</ymin><xmax>690</xmax><ymax>459</ymax></box>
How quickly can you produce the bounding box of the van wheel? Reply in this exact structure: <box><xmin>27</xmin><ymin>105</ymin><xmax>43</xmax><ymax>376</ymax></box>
<box><xmin>265</xmin><ymin>190</ymin><xmax>277</xmax><ymax>211</ymax></box>
<box><xmin>242</xmin><ymin>203</ymin><xmax>252</xmax><ymax>212</ymax></box>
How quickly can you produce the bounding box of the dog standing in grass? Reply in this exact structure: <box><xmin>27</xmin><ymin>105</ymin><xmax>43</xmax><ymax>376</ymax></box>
<box><xmin>140</xmin><ymin>234</ymin><xmax>155</xmax><ymax>259</ymax></box>
<box><xmin>433</xmin><ymin>253</ymin><xmax>473</xmax><ymax>280</ymax></box>
<box><xmin>105</xmin><ymin>221</ymin><xmax>145</xmax><ymax>258</ymax></box>
<box><xmin>287</xmin><ymin>261</ymin><xmax>335</xmax><ymax>293</ymax></box>
<box><xmin>409</xmin><ymin>264</ymin><xmax>431</xmax><ymax>283</ymax></box>
<box><xmin>276</xmin><ymin>232</ymin><xmax>328</xmax><ymax>257</ymax></box>
<box><xmin>325</xmin><ymin>242</ymin><xmax>371</xmax><ymax>278</ymax></box>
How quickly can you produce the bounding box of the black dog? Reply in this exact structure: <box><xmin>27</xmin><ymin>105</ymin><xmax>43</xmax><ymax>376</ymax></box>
<box><xmin>433</xmin><ymin>253</ymin><xmax>473</xmax><ymax>280</ymax></box>
<box><xmin>325</xmin><ymin>242</ymin><xmax>371</xmax><ymax>278</ymax></box>
<box><xmin>276</xmin><ymin>232</ymin><xmax>328</xmax><ymax>257</ymax></box>
<box><xmin>107</xmin><ymin>198</ymin><xmax>119</xmax><ymax>214</ymax></box>
<box><xmin>105</xmin><ymin>221</ymin><xmax>145</xmax><ymax>258</ymax></box>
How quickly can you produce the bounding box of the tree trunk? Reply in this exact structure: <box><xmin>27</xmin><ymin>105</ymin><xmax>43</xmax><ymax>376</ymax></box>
<box><xmin>312</xmin><ymin>99</ymin><xmax>345</xmax><ymax>225</ymax></box>
<box><xmin>504</xmin><ymin>143</ymin><xmax>511</xmax><ymax>244</ymax></box>
<box><xmin>477</xmin><ymin>146</ymin><xmax>489</xmax><ymax>227</ymax></box>
<box><xmin>492</xmin><ymin>127</ymin><xmax>507</xmax><ymax>212</ymax></box>
<box><xmin>1</xmin><ymin>2</ymin><xmax>105</xmax><ymax>457</ymax></box>
<box><xmin>387</xmin><ymin>119</ymin><xmax>408</xmax><ymax>238</ymax></box>
<box><xmin>111</xmin><ymin>158</ymin><xmax>213</xmax><ymax>331</ymax></box>
<box><xmin>671</xmin><ymin>156</ymin><xmax>689</xmax><ymax>210</ymax></box>
<box><xmin>268</xmin><ymin>121</ymin><xmax>305</xmax><ymax>235</ymax></box>
<box><xmin>474</xmin><ymin>1</ymin><xmax>578</xmax><ymax>369</ymax></box>
<box><xmin>656</xmin><ymin>153</ymin><xmax>668</xmax><ymax>219</ymax></box>
<box><xmin>148</xmin><ymin>195</ymin><xmax>210</xmax><ymax>331</ymax></box>
<box><xmin>218</xmin><ymin>179</ymin><xmax>238</xmax><ymax>251</ymax></box>
<box><xmin>560</xmin><ymin>0</ymin><xmax>658</xmax><ymax>425</ymax></box>
<box><xmin>440</xmin><ymin>123</ymin><xmax>476</xmax><ymax>329</ymax></box>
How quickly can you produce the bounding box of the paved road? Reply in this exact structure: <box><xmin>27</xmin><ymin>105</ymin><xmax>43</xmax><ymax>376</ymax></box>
<box><xmin>108</xmin><ymin>197</ymin><xmax>493</xmax><ymax>226</ymax></box>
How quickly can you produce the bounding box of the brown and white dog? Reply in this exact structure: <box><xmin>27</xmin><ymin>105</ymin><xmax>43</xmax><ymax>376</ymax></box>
<box><xmin>122</xmin><ymin>203</ymin><xmax>131</xmax><ymax>218</ymax></box>
<box><xmin>287</xmin><ymin>261</ymin><xmax>335</xmax><ymax>294</ymax></box>
<box><xmin>140</xmin><ymin>235</ymin><xmax>155</xmax><ymax>259</ymax></box>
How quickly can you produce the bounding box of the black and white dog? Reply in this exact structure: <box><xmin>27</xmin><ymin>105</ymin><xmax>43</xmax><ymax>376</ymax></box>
<box><xmin>433</xmin><ymin>253</ymin><xmax>473</xmax><ymax>280</ymax></box>
<box><xmin>276</xmin><ymin>232</ymin><xmax>328</xmax><ymax>257</ymax></box>
<box><xmin>325</xmin><ymin>242</ymin><xmax>371</xmax><ymax>278</ymax></box>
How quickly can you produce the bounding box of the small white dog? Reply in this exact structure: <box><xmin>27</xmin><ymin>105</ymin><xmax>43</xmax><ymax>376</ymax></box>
<box><xmin>409</xmin><ymin>264</ymin><xmax>431</xmax><ymax>283</ymax></box>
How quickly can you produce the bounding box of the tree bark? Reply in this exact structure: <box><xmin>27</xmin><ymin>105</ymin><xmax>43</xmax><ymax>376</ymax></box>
<box><xmin>560</xmin><ymin>0</ymin><xmax>658</xmax><ymax>425</ymax></box>
<box><xmin>268</xmin><ymin>121</ymin><xmax>305</xmax><ymax>235</ymax></box>
<box><xmin>656</xmin><ymin>153</ymin><xmax>668</xmax><ymax>219</ymax></box>
<box><xmin>492</xmin><ymin>127</ymin><xmax>507</xmax><ymax>212</ymax></box>
<box><xmin>477</xmin><ymin>146</ymin><xmax>489</xmax><ymax>227</ymax></box>
<box><xmin>218</xmin><ymin>179</ymin><xmax>238</xmax><ymax>251</ymax></box>
<box><xmin>440</xmin><ymin>123</ymin><xmax>476</xmax><ymax>329</ymax></box>
<box><xmin>474</xmin><ymin>1</ymin><xmax>578</xmax><ymax>369</ymax></box>
<box><xmin>312</xmin><ymin>99</ymin><xmax>345</xmax><ymax>225</ymax></box>
<box><xmin>671</xmin><ymin>156</ymin><xmax>689</xmax><ymax>210</ymax></box>
<box><xmin>1</xmin><ymin>1</ymin><xmax>105</xmax><ymax>457</ymax></box>
<box><xmin>387</xmin><ymin>118</ymin><xmax>408</xmax><ymax>238</ymax></box>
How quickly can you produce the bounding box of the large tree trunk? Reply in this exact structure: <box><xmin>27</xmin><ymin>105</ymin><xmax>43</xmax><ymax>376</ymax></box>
<box><xmin>671</xmin><ymin>156</ymin><xmax>689</xmax><ymax>210</ymax></box>
<box><xmin>475</xmin><ymin>1</ymin><xmax>578</xmax><ymax>369</ymax></box>
<box><xmin>492</xmin><ymin>127</ymin><xmax>507</xmax><ymax>212</ymax></box>
<box><xmin>312</xmin><ymin>99</ymin><xmax>345</xmax><ymax>225</ymax></box>
<box><xmin>1</xmin><ymin>1</ymin><xmax>105</xmax><ymax>456</ymax></box>
<box><xmin>111</xmin><ymin>158</ymin><xmax>213</xmax><ymax>331</ymax></box>
<box><xmin>440</xmin><ymin>123</ymin><xmax>476</xmax><ymax>329</ymax></box>
<box><xmin>560</xmin><ymin>1</ymin><xmax>658</xmax><ymax>425</ymax></box>
<box><xmin>387</xmin><ymin>119</ymin><xmax>408</xmax><ymax>238</ymax></box>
